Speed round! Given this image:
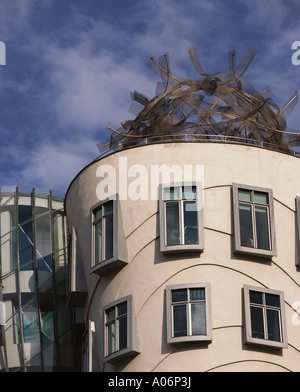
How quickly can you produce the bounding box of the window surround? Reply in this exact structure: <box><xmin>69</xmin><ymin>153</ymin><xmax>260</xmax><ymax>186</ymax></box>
<box><xmin>165</xmin><ymin>283</ymin><xmax>212</xmax><ymax>344</ymax></box>
<box><xmin>82</xmin><ymin>320</ymin><xmax>95</xmax><ymax>372</ymax></box>
<box><xmin>90</xmin><ymin>195</ymin><xmax>127</xmax><ymax>276</ymax></box>
<box><xmin>67</xmin><ymin>227</ymin><xmax>87</xmax><ymax>307</ymax></box>
<box><xmin>159</xmin><ymin>182</ymin><xmax>204</xmax><ymax>254</ymax></box>
<box><xmin>243</xmin><ymin>285</ymin><xmax>287</xmax><ymax>349</ymax></box>
<box><xmin>232</xmin><ymin>183</ymin><xmax>277</xmax><ymax>258</ymax></box>
<box><xmin>103</xmin><ymin>295</ymin><xmax>140</xmax><ymax>363</ymax></box>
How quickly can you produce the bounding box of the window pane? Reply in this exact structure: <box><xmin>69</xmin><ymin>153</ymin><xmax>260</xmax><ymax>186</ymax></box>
<box><xmin>249</xmin><ymin>291</ymin><xmax>263</xmax><ymax>305</ymax></box>
<box><xmin>267</xmin><ymin>309</ymin><xmax>281</xmax><ymax>342</ymax></box>
<box><xmin>106</xmin><ymin>308</ymin><xmax>115</xmax><ymax>322</ymax></box>
<box><xmin>250</xmin><ymin>306</ymin><xmax>265</xmax><ymax>339</ymax></box>
<box><xmin>118</xmin><ymin>316</ymin><xmax>127</xmax><ymax>350</ymax></box>
<box><xmin>173</xmin><ymin>304</ymin><xmax>187</xmax><ymax>337</ymax></box>
<box><xmin>94</xmin><ymin>221</ymin><xmax>102</xmax><ymax>264</ymax></box>
<box><xmin>238</xmin><ymin>189</ymin><xmax>251</xmax><ymax>202</ymax></box>
<box><xmin>172</xmin><ymin>289</ymin><xmax>187</xmax><ymax>303</ymax></box>
<box><xmin>94</xmin><ymin>207</ymin><xmax>102</xmax><ymax>221</ymax></box>
<box><xmin>107</xmin><ymin>322</ymin><xmax>115</xmax><ymax>354</ymax></box>
<box><xmin>190</xmin><ymin>288</ymin><xmax>205</xmax><ymax>301</ymax></box>
<box><xmin>191</xmin><ymin>303</ymin><xmax>206</xmax><ymax>335</ymax></box>
<box><xmin>166</xmin><ymin>202</ymin><xmax>180</xmax><ymax>245</ymax></box>
<box><xmin>239</xmin><ymin>203</ymin><xmax>254</xmax><ymax>247</ymax></box>
<box><xmin>104</xmin><ymin>201</ymin><xmax>113</xmax><ymax>215</ymax></box>
<box><xmin>164</xmin><ymin>187</ymin><xmax>180</xmax><ymax>200</ymax></box>
<box><xmin>117</xmin><ymin>302</ymin><xmax>127</xmax><ymax>316</ymax></box>
<box><xmin>183</xmin><ymin>201</ymin><xmax>198</xmax><ymax>244</ymax></box>
<box><xmin>182</xmin><ymin>186</ymin><xmax>197</xmax><ymax>200</ymax></box>
<box><xmin>254</xmin><ymin>191</ymin><xmax>268</xmax><ymax>205</ymax></box>
<box><xmin>104</xmin><ymin>213</ymin><xmax>114</xmax><ymax>260</ymax></box>
<box><xmin>255</xmin><ymin>206</ymin><xmax>270</xmax><ymax>250</ymax></box>
<box><xmin>19</xmin><ymin>224</ymin><xmax>34</xmax><ymax>270</ymax></box>
<box><xmin>265</xmin><ymin>293</ymin><xmax>280</xmax><ymax>307</ymax></box>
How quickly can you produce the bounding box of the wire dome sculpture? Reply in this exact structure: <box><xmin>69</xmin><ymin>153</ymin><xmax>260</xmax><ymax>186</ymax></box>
<box><xmin>97</xmin><ymin>46</ymin><xmax>300</xmax><ymax>157</ymax></box>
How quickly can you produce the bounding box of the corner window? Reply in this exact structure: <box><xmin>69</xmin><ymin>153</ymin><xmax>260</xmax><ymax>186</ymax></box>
<box><xmin>91</xmin><ymin>196</ymin><xmax>127</xmax><ymax>276</ymax></box>
<box><xmin>159</xmin><ymin>183</ymin><xmax>204</xmax><ymax>253</ymax></box>
<box><xmin>166</xmin><ymin>283</ymin><xmax>212</xmax><ymax>344</ymax></box>
<box><xmin>232</xmin><ymin>184</ymin><xmax>276</xmax><ymax>258</ymax></box>
<box><xmin>243</xmin><ymin>285</ymin><xmax>287</xmax><ymax>349</ymax></box>
<box><xmin>103</xmin><ymin>295</ymin><xmax>140</xmax><ymax>363</ymax></box>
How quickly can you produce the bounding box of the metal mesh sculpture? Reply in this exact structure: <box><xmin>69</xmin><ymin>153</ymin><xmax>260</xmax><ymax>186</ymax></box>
<box><xmin>97</xmin><ymin>46</ymin><xmax>300</xmax><ymax>156</ymax></box>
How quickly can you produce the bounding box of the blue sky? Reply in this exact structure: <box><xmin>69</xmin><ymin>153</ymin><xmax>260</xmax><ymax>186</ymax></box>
<box><xmin>0</xmin><ymin>0</ymin><xmax>300</xmax><ymax>195</ymax></box>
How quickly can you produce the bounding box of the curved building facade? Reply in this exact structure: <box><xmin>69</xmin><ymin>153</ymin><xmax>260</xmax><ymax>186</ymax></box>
<box><xmin>0</xmin><ymin>187</ymin><xmax>79</xmax><ymax>372</ymax></box>
<box><xmin>65</xmin><ymin>141</ymin><xmax>300</xmax><ymax>372</ymax></box>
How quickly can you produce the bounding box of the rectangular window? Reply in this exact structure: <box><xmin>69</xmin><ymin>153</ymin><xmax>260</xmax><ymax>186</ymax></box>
<box><xmin>166</xmin><ymin>283</ymin><xmax>212</xmax><ymax>344</ymax></box>
<box><xmin>160</xmin><ymin>183</ymin><xmax>204</xmax><ymax>253</ymax></box>
<box><xmin>243</xmin><ymin>285</ymin><xmax>287</xmax><ymax>349</ymax></box>
<box><xmin>233</xmin><ymin>184</ymin><xmax>276</xmax><ymax>258</ymax></box>
<box><xmin>91</xmin><ymin>196</ymin><xmax>128</xmax><ymax>276</ymax></box>
<box><xmin>93</xmin><ymin>200</ymin><xmax>114</xmax><ymax>264</ymax></box>
<box><xmin>103</xmin><ymin>295</ymin><xmax>140</xmax><ymax>363</ymax></box>
<box><xmin>296</xmin><ymin>197</ymin><xmax>300</xmax><ymax>266</ymax></box>
<box><xmin>105</xmin><ymin>301</ymin><xmax>127</xmax><ymax>356</ymax></box>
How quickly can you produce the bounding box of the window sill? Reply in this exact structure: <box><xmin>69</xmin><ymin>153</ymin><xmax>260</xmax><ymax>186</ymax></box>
<box><xmin>104</xmin><ymin>348</ymin><xmax>140</xmax><ymax>364</ymax></box>
<box><xmin>234</xmin><ymin>246</ymin><xmax>276</xmax><ymax>259</ymax></box>
<box><xmin>91</xmin><ymin>257</ymin><xmax>127</xmax><ymax>276</ymax></box>
<box><xmin>244</xmin><ymin>337</ymin><xmax>287</xmax><ymax>350</ymax></box>
<box><xmin>161</xmin><ymin>244</ymin><xmax>204</xmax><ymax>254</ymax></box>
<box><xmin>168</xmin><ymin>334</ymin><xmax>212</xmax><ymax>345</ymax></box>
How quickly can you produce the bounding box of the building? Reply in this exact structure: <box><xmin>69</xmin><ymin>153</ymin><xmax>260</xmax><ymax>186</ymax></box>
<box><xmin>64</xmin><ymin>48</ymin><xmax>300</xmax><ymax>372</ymax></box>
<box><xmin>0</xmin><ymin>187</ymin><xmax>80</xmax><ymax>371</ymax></box>
<box><xmin>1</xmin><ymin>47</ymin><xmax>300</xmax><ymax>372</ymax></box>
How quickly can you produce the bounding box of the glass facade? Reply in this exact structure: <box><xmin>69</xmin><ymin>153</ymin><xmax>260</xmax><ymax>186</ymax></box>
<box><xmin>0</xmin><ymin>187</ymin><xmax>78</xmax><ymax>372</ymax></box>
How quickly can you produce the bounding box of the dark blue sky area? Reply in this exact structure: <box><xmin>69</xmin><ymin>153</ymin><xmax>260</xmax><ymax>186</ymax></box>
<box><xmin>0</xmin><ymin>0</ymin><xmax>300</xmax><ymax>193</ymax></box>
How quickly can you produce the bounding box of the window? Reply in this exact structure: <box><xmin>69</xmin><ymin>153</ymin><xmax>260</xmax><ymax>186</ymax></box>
<box><xmin>296</xmin><ymin>197</ymin><xmax>300</xmax><ymax>266</ymax></box>
<box><xmin>159</xmin><ymin>183</ymin><xmax>204</xmax><ymax>253</ymax></box>
<box><xmin>103</xmin><ymin>295</ymin><xmax>140</xmax><ymax>363</ymax></box>
<box><xmin>232</xmin><ymin>184</ymin><xmax>276</xmax><ymax>258</ymax></box>
<box><xmin>91</xmin><ymin>196</ymin><xmax>127</xmax><ymax>276</ymax></box>
<box><xmin>243</xmin><ymin>285</ymin><xmax>287</xmax><ymax>349</ymax></box>
<box><xmin>166</xmin><ymin>283</ymin><xmax>212</xmax><ymax>344</ymax></box>
<box><xmin>93</xmin><ymin>200</ymin><xmax>114</xmax><ymax>264</ymax></box>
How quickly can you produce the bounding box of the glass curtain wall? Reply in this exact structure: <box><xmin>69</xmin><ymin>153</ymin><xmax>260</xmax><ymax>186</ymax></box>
<box><xmin>0</xmin><ymin>187</ymin><xmax>76</xmax><ymax>372</ymax></box>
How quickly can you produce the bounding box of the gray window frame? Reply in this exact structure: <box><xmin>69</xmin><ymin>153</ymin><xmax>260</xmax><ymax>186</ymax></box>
<box><xmin>232</xmin><ymin>183</ymin><xmax>277</xmax><ymax>258</ymax></box>
<box><xmin>166</xmin><ymin>283</ymin><xmax>212</xmax><ymax>344</ymax></box>
<box><xmin>103</xmin><ymin>295</ymin><xmax>140</xmax><ymax>363</ymax></box>
<box><xmin>243</xmin><ymin>285</ymin><xmax>287</xmax><ymax>349</ymax></box>
<box><xmin>90</xmin><ymin>195</ymin><xmax>127</xmax><ymax>275</ymax></box>
<box><xmin>82</xmin><ymin>320</ymin><xmax>95</xmax><ymax>372</ymax></box>
<box><xmin>159</xmin><ymin>182</ymin><xmax>204</xmax><ymax>254</ymax></box>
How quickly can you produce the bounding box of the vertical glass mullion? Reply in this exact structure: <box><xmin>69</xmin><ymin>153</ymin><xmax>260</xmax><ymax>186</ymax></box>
<box><xmin>250</xmin><ymin>191</ymin><xmax>257</xmax><ymax>248</ymax></box>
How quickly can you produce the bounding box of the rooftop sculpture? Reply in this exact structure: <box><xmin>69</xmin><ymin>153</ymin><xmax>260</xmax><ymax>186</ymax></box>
<box><xmin>97</xmin><ymin>46</ymin><xmax>300</xmax><ymax>157</ymax></box>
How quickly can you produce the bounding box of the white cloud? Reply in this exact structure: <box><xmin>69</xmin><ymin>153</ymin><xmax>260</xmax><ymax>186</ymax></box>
<box><xmin>17</xmin><ymin>138</ymin><xmax>97</xmax><ymax>192</ymax></box>
<box><xmin>1</xmin><ymin>0</ymin><xmax>300</xmax><ymax>193</ymax></box>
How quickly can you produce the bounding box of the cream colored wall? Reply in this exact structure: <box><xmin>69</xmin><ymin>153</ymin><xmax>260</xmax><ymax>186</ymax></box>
<box><xmin>65</xmin><ymin>142</ymin><xmax>300</xmax><ymax>372</ymax></box>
